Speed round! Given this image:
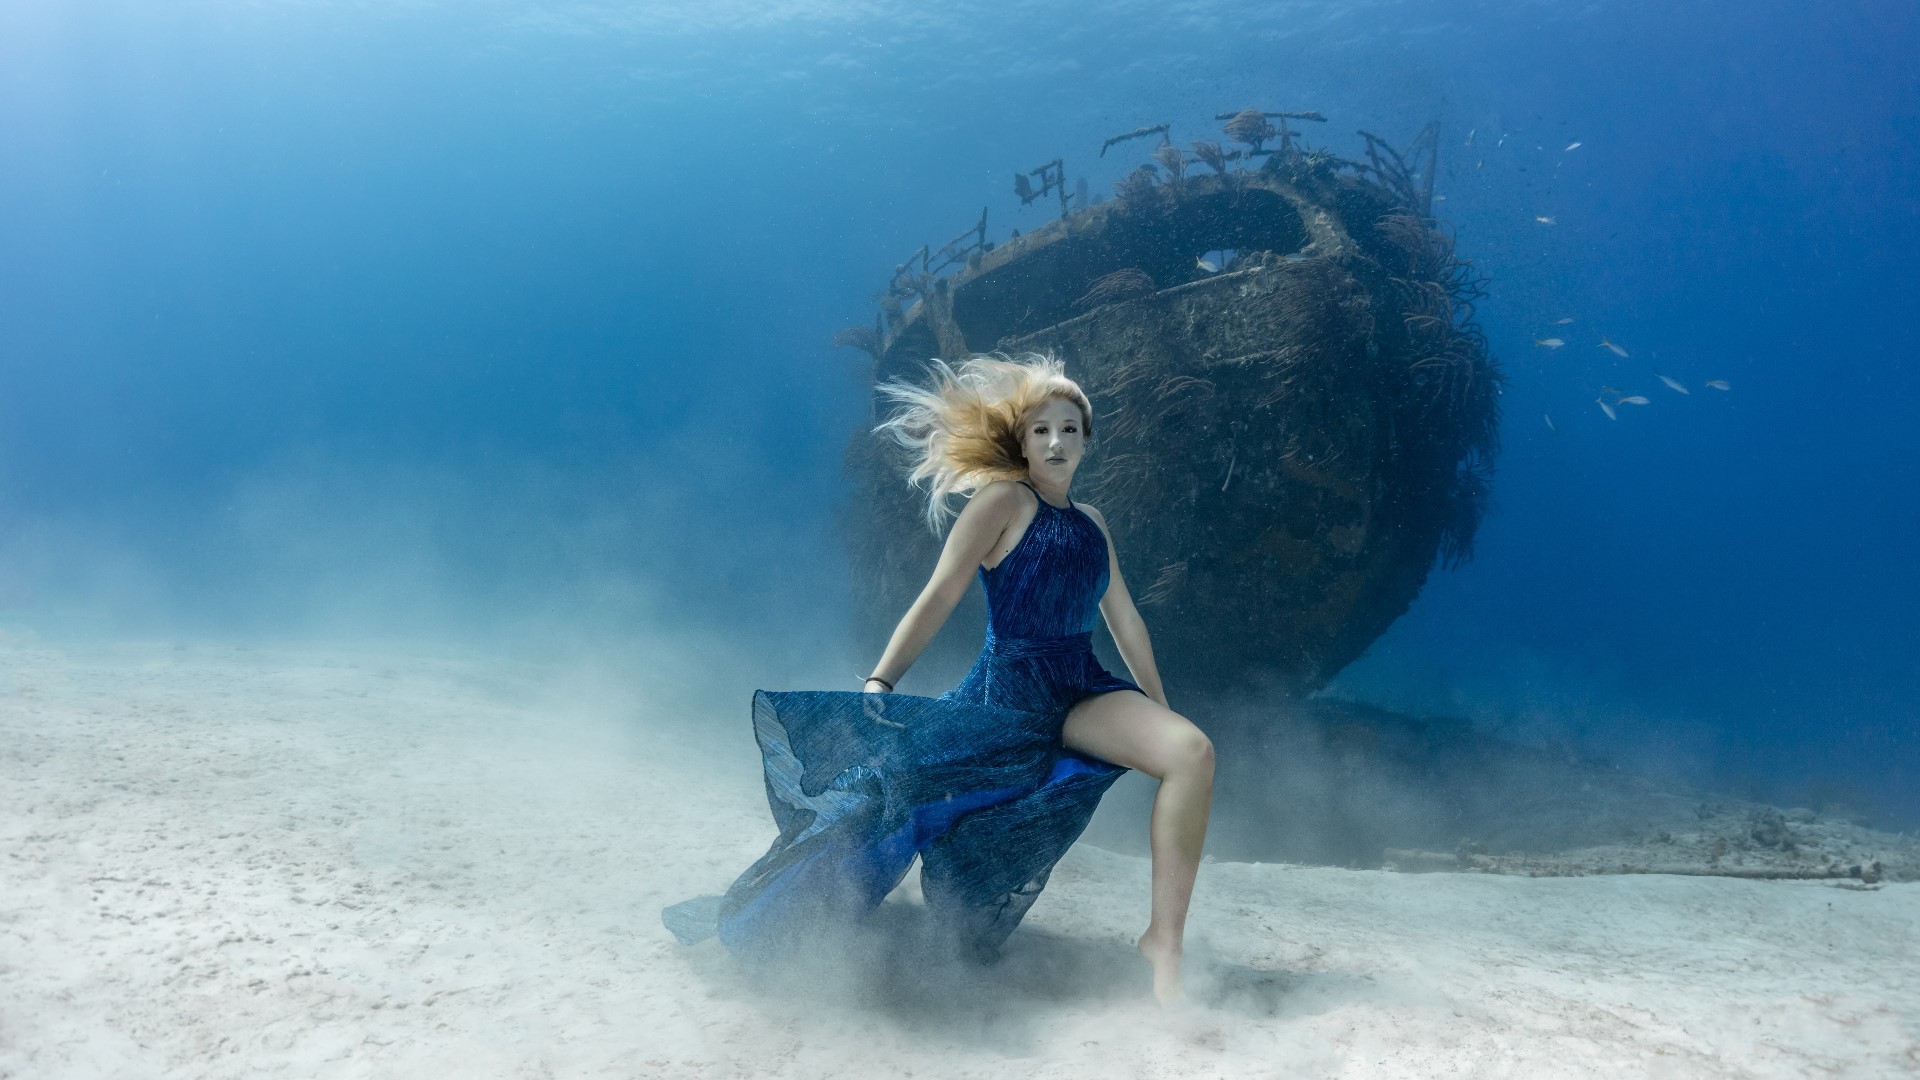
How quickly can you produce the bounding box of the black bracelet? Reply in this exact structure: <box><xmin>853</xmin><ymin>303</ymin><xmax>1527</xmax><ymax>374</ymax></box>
<box><xmin>864</xmin><ymin>675</ymin><xmax>894</xmax><ymax>692</ymax></box>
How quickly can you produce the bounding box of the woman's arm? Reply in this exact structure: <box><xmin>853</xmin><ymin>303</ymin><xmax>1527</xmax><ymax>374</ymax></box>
<box><xmin>1078</xmin><ymin>505</ymin><xmax>1169</xmax><ymax>709</ymax></box>
<box><xmin>864</xmin><ymin>481</ymin><xmax>1023</xmax><ymax>691</ymax></box>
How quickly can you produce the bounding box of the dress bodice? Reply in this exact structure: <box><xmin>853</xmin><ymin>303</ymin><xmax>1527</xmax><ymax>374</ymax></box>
<box><xmin>979</xmin><ymin>481</ymin><xmax>1110</xmax><ymax>640</ymax></box>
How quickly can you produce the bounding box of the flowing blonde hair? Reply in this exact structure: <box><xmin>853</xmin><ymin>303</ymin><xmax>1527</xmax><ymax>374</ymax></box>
<box><xmin>875</xmin><ymin>351</ymin><xmax>1094</xmax><ymax>531</ymax></box>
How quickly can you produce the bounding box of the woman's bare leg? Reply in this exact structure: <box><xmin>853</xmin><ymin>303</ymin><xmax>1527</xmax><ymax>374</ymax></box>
<box><xmin>1063</xmin><ymin>690</ymin><xmax>1214</xmax><ymax>1003</ymax></box>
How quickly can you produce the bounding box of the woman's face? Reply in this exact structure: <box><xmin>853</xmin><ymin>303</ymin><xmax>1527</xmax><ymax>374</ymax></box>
<box><xmin>1020</xmin><ymin>397</ymin><xmax>1086</xmax><ymax>488</ymax></box>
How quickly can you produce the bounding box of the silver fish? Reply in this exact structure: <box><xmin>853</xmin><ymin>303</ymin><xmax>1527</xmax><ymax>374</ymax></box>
<box><xmin>1705</xmin><ymin>379</ymin><xmax>1731</xmax><ymax>390</ymax></box>
<box><xmin>1596</xmin><ymin>398</ymin><xmax>1617</xmax><ymax>420</ymax></box>
<box><xmin>1657</xmin><ymin>374</ymin><xmax>1690</xmax><ymax>394</ymax></box>
<box><xmin>1565</xmin><ymin>141</ymin><xmax>1582</xmax><ymax>152</ymax></box>
<box><xmin>1599</xmin><ymin>338</ymin><xmax>1629</xmax><ymax>358</ymax></box>
<box><xmin>1617</xmin><ymin>395</ymin><xmax>1650</xmax><ymax>405</ymax></box>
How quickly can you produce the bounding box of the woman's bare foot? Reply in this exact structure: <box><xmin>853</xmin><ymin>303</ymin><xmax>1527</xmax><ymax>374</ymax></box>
<box><xmin>1137</xmin><ymin>929</ymin><xmax>1184</xmax><ymax>1004</ymax></box>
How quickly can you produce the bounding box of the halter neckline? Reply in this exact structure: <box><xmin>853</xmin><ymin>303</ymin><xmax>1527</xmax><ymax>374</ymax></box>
<box><xmin>1018</xmin><ymin>479</ymin><xmax>1074</xmax><ymax>511</ymax></box>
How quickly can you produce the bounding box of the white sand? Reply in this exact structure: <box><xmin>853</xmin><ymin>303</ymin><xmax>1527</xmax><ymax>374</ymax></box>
<box><xmin>3</xmin><ymin>639</ymin><xmax>1916</xmax><ymax>1079</ymax></box>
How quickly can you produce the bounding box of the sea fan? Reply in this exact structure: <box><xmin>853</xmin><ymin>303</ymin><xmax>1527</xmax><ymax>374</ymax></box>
<box><xmin>1151</xmin><ymin>144</ymin><xmax>1187</xmax><ymax>180</ymax></box>
<box><xmin>831</xmin><ymin>325</ymin><xmax>881</xmax><ymax>357</ymax></box>
<box><xmin>1222</xmin><ymin>108</ymin><xmax>1276</xmax><ymax>149</ymax></box>
<box><xmin>1073</xmin><ymin>268</ymin><xmax>1157</xmax><ymax>309</ymax></box>
<box><xmin>1113</xmin><ymin>164</ymin><xmax>1160</xmax><ymax>206</ymax></box>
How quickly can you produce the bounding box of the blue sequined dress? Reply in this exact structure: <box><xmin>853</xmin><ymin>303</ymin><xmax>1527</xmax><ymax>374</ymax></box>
<box><xmin>661</xmin><ymin>480</ymin><xmax>1140</xmax><ymax>961</ymax></box>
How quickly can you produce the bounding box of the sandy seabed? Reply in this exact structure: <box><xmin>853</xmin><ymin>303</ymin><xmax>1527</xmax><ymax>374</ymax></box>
<box><xmin>2</xmin><ymin>639</ymin><xmax>1916</xmax><ymax>1079</ymax></box>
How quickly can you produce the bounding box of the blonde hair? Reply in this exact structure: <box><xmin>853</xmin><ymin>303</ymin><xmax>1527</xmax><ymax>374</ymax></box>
<box><xmin>875</xmin><ymin>351</ymin><xmax>1094</xmax><ymax>531</ymax></box>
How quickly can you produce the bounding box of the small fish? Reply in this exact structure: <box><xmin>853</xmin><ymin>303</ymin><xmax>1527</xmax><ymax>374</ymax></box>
<box><xmin>1535</xmin><ymin>338</ymin><xmax>1565</xmax><ymax>348</ymax></box>
<box><xmin>1535</xmin><ymin>215</ymin><xmax>1556</xmax><ymax>224</ymax></box>
<box><xmin>1497</xmin><ymin>134</ymin><xmax>1506</xmax><ymax>147</ymax></box>
<box><xmin>1465</xmin><ymin>128</ymin><xmax>1476</xmax><ymax>147</ymax></box>
<box><xmin>1553</xmin><ymin>317</ymin><xmax>1576</xmax><ymax>325</ymax></box>
<box><xmin>1599</xmin><ymin>338</ymin><xmax>1629</xmax><ymax>358</ymax></box>
<box><xmin>1704</xmin><ymin>379</ymin><xmax>1731</xmax><ymax>391</ymax></box>
<box><xmin>1657</xmin><ymin>374</ymin><xmax>1690</xmax><ymax>394</ymax></box>
<box><xmin>1195</xmin><ymin>257</ymin><xmax>1218</xmax><ymax>273</ymax></box>
<box><xmin>1543</xmin><ymin>413</ymin><xmax>1557</xmax><ymax>432</ymax></box>
<box><xmin>1617</xmin><ymin>395</ymin><xmax>1650</xmax><ymax>406</ymax></box>
<box><xmin>1596</xmin><ymin>398</ymin><xmax>1617</xmax><ymax>420</ymax></box>
<box><xmin>1565</xmin><ymin>141</ymin><xmax>1582</xmax><ymax>152</ymax></box>
<box><xmin>1600</xmin><ymin>385</ymin><xmax>1621</xmax><ymax>395</ymax></box>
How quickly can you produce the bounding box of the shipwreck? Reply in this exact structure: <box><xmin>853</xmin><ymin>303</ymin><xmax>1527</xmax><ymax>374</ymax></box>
<box><xmin>839</xmin><ymin>110</ymin><xmax>1502</xmax><ymax>710</ymax></box>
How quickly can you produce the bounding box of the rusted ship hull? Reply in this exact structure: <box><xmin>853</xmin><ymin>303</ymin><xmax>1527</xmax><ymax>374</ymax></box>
<box><xmin>847</xmin><ymin>149</ymin><xmax>1499</xmax><ymax>704</ymax></box>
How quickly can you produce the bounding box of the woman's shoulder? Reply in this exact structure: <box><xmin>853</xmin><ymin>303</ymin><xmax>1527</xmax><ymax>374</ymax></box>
<box><xmin>970</xmin><ymin>479</ymin><xmax>1031</xmax><ymax>506</ymax></box>
<box><xmin>954</xmin><ymin>479</ymin><xmax>1030</xmax><ymax>524</ymax></box>
<box><xmin>1073</xmin><ymin>501</ymin><xmax>1118</xmax><ymax>543</ymax></box>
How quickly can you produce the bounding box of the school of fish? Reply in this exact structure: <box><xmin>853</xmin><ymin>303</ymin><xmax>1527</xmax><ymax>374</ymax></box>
<box><xmin>1444</xmin><ymin>133</ymin><xmax>1736</xmax><ymax>428</ymax></box>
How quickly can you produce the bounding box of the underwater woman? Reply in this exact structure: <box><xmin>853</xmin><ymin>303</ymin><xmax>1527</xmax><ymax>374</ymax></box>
<box><xmin>663</xmin><ymin>351</ymin><xmax>1213</xmax><ymax>1004</ymax></box>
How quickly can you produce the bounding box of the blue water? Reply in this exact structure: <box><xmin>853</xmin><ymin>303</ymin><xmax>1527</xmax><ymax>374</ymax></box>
<box><xmin>1</xmin><ymin>2</ymin><xmax>1914</xmax><ymax>824</ymax></box>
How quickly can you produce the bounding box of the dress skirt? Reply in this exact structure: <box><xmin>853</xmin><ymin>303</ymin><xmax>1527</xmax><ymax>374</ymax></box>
<box><xmin>663</xmin><ymin>636</ymin><xmax>1138</xmax><ymax>962</ymax></box>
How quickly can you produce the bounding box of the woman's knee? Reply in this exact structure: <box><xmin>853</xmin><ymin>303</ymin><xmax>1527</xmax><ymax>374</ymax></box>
<box><xmin>1064</xmin><ymin>695</ymin><xmax>1213</xmax><ymax>779</ymax></box>
<box><xmin>1169</xmin><ymin>717</ymin><xmax>1214</xmax><ymax>778</ymax></box>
